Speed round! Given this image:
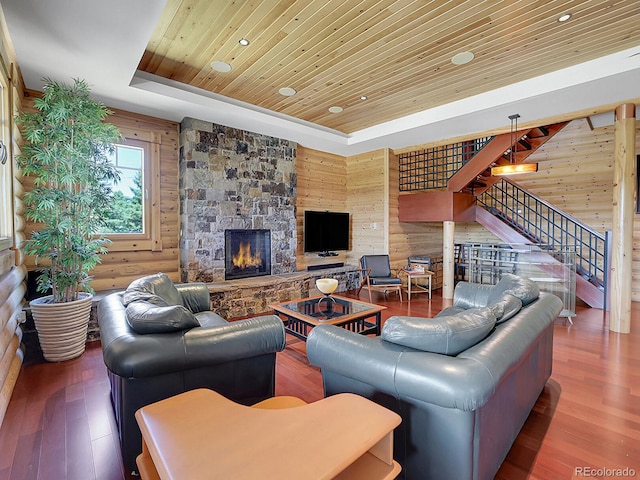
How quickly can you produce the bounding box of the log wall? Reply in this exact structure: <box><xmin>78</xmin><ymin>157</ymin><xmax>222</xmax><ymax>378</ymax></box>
<box><xmin>0</xmin><ymin>8</ymin><xmax>26</xmax><ymax>429</ymax></box>
<box><xmin>20</xmin><ymin>103</ymin><xmax>181</xmax><ymax>291</ymax></box>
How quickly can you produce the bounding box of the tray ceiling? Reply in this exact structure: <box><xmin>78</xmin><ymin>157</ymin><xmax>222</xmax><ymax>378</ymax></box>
<box><xmin>139</xmin><ymin>0</ymin><xmax>640</xmax><ymax>134</ymax></box>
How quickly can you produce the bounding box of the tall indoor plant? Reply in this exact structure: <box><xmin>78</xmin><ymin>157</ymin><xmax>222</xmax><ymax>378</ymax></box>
<box><xmin>17</xmin><ymin>78</ymin><xmax>121</xmax><ymax>361</ymax></box>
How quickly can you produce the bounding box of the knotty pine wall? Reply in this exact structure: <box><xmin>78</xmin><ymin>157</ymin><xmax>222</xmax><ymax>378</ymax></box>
<box><xmin>296</xmin><ymin>146</ymin><xmax>347</xmax><ymax>270</ymax></box>
<box><xmin>0</xmin><ymin>11</ymin><xmax>27</xmax><ymax>429</ymax></box>
<box><xmin>20</xmin><ymin>100</ymin><xmax>181</xmax><ymax>292</ymax></box>
<box><xmin>298</xmin><ymin>145</ymin><xmax>443</xmax><ymax>272</ymax></box>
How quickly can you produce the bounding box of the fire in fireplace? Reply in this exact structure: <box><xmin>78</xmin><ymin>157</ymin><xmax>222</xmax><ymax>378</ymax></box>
<box><xmin>225</xmin><ymin>229</ymin><xmax>271</xmax><ymax>280</ymax></box>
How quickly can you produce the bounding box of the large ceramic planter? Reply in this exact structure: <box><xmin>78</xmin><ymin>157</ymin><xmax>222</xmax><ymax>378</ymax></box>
<box><xmin>30</xmin><ymin>293</ymin><xmax>93</xmax><ymax>362</ymax></box>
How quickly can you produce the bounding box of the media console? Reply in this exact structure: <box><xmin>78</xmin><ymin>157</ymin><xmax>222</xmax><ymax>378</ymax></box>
<box><xmin>307</xmin><ymin>262</ymin><xmax>344</xmax><ymax>271</ymax></box>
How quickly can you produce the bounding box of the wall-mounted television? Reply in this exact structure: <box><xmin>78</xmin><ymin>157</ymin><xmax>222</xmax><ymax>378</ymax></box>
<box><xmin>304</xmin><ymin>210</ymin><xmax>350</xmax><ymax>255</ymax></box>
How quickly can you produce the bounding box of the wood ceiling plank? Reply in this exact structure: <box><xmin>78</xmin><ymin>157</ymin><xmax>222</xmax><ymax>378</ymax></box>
<box><xmin>139</xmin><ymin>0</ymin><xmax>640</xmax><ymax>133</ymax></box>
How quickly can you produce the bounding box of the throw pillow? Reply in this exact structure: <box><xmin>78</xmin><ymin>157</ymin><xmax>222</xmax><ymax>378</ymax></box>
<box><xmin>488</xmin><ymin>294</ymin><xmax>522</xmax><ymax>324</ymax></box>
<box><xmin>488</xmin><ymin>273</ymin><xmax>539</xmax><ymax>306</ymax></box>
<box><xmin>123</xmin><ymin>272</ymin><xmax>182</xmax><ymax>306</ymax></box>
<box><xmin>126</xmin><ymin>300</ymin><xmax>199</xmax><ymax>334</ymax></box>
<box><xmin>381</xmin><ymin>307</ymin><xmax>497</xmax><ymax>355</ymax></box>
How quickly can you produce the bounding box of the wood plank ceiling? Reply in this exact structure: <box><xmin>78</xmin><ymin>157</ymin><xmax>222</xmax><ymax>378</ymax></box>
<box><xmin>139</xmin><ymin>0</ymin><xmax>640</xmax><ymax>134</ymax></box>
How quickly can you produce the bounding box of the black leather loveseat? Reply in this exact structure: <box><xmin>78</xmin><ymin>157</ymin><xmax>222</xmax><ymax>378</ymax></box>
<box><xmin>98</xmin><ymin>273</ymin><xmax>286</xmax><ymax>472</ymax></box>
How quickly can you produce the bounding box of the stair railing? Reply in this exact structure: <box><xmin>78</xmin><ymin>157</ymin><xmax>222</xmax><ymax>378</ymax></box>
<box><xmin>478</xmin><ymin>178</ymin><xmax>608</xmax><ymax>292</ymax></box>
<box><xmin>399</xmin><ymin>136</ymin><xmax>493</xmax><ymax>191</ymax></box>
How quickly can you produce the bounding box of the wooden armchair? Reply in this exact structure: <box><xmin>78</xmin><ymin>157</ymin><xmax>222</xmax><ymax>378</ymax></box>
<box><xmin>358</xmin><ymin>255</ymin><xmax>403</xmax><ymax>303</ymax></box>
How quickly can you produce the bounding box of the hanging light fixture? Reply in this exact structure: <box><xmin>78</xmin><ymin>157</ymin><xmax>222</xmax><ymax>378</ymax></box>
<box><xmin>491</xmin><ymin>114</ymin><xmax>538</xmax><ymax>176</ymax></box>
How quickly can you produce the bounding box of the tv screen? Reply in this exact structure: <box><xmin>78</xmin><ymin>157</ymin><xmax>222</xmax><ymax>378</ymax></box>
<box><xmin>304</xmin><ymin>210</ymin><xmax>350</xmax><ymax>254</ymax></box>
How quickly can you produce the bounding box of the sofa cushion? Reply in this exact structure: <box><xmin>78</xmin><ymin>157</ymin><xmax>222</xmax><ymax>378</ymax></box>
<box><xmin>488</xmin><ymin>294</ymin><xmax>522</xmax><ymax>324</ymax></box>
<box><xmin>195</xmin><ymin>311</ymin><xmax>228</xmax><ymax>328</ymax></box>
<box><xmin>125</xmin><ymin>300</ymin><xmax>199</xmax><ymax>334</ymax></box>
<box><xmin>122</xmin><ymin>273</ymin><xmax>182</xmax><ymax>306</ymax></box>
<box><xmin>381</xmin><ymin>307</ymin><xmax>497</xmax><ymax>355</ymax></box>
<box><xmin>488</xmin><ymin>273</ymin><xmax>539</xmax><ymax>306</ymax></box>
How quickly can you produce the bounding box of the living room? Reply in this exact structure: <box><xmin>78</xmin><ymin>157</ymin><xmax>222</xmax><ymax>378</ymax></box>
<box><xmin>0</xmin><ymin>1</ymin><xmax>639</xmax><ymax>479</ymax></box>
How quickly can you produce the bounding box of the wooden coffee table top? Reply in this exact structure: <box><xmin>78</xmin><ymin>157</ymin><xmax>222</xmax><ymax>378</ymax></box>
<box><xmin>270</xmin><ymin>294</ymin><xmax>386</xmax><ymax>326</ymax></box>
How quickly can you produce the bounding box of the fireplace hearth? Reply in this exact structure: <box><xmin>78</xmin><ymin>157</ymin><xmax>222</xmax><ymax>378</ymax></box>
<box><xmin>225</xmin><ymin>229</ymin><xmax>272</xmax><ymax>280</ymax></box>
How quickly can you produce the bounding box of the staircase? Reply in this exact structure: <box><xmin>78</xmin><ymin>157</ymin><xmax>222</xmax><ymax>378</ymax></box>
<box><xmin>398</xmin><ymin>121</ymin><xmax>568</xmax><ymax>222</ymax></box>
<box><xmin>397</xmin><ymin>122</ymin><xmax>608</xmax><ymax>308</ymax></box>
<box><xmin>477</xmin><ymin>180</ymin><xmax>607</xmax><ymax>309</ymax></box>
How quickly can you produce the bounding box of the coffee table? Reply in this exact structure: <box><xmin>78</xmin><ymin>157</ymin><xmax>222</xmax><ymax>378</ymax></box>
<box><xmin>270</xmin><ymin>294</ymin><xmax>386</xmax><ymax>341</ymax></box>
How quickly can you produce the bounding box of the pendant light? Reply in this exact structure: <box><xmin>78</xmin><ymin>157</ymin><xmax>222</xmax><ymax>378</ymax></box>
<box><xmin>491</xmin><ymin>114</ymin><xmax>538</xmax><ymax>176</ymax></box>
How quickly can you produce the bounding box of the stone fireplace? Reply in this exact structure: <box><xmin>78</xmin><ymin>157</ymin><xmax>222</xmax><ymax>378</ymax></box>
<box><xmin>225</xmin><ymin>229</ymin><xmax>271</xmax><ymax>280</ymax></box>
<box><xmin>179</xmin><ymin>118</ymin><xmax>297</xmax><ymax>283</ymax></box>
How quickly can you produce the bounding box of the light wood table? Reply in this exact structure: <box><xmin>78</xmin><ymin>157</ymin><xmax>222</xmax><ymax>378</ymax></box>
<box><xmin>135</xmin><ymin>389</ymin><xmax>402</xmax><ymax>480</ymax></box>
<box><xmin>401</xmin><ymin>269</ymin><xmax>434</xmax><ymax>300</ymax></box>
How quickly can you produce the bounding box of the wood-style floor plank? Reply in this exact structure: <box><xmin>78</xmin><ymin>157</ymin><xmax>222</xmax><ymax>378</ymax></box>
<box><xmin>0</xmin><ymin>289</ymin><xmax>638</xmax><ymax>480</ymax></box>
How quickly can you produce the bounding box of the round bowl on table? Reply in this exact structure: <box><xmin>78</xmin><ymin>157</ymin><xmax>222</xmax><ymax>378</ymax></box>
<box><xmin>316</xmin><ymin>278</ymin><xmax>338</xmax><ymax>295</ymax></box>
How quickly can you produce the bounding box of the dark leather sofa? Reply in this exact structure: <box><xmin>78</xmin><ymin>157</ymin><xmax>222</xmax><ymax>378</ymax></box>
<box><xmin>307</xmin><ymin>274</ymin><xmax>563</xmax><ymax>480</ymax></box>
<box><xmin>98</xmin><ymin>273</ymin><xmax>286</xmax><ymax>472</ymax></box>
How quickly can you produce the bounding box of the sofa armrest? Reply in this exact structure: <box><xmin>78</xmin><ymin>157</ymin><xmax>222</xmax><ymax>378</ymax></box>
<box><xmin>176</xmin><ymin>282</ymin><xmax>211</xmax><ymax>313</ymax></box>
<box><xmin>307</xmin><ymin>324</ymin><xmax>496</xmax><ymax>411</ymax></box>
<box><xmin>184</xmin><ymin>315</ymin><xmax>286</xmax><ymax>367</ymax></box>
<box><xmin>452</xmin><ymin>281</ymin><xmax>493</xmax><ymax>309</ymax></box>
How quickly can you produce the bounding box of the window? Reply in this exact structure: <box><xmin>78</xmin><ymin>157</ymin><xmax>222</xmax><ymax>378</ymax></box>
<box><xmin>101</xmin><ymin>139</ymin><xmax>149</xmax><ymax>235</ymax></box>
<box><xmin>0</xmin><ymin>63</ymin><xmax>12</xmax><ymax>247</ymax></box>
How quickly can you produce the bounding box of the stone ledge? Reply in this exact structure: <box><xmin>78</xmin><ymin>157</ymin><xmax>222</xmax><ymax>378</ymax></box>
<box><xmin>208</xmin><ymin>266</ymin><xmax>361</xmax><ymax>319</ymax></box>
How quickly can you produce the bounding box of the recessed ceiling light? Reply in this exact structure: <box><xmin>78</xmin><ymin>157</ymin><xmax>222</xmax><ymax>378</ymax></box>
<box><xmin>557</xmin><ymin>13</ymin><xmax>572</xmax><ymax>22</ymax></box>
<box><xmin>328</xmin><ymin>106</ymin><xmax>343</xmax><ymax>114</ymax></box>
<box><xmin>239</xmin><ymin>38</ymin><xmax>250</xmax><ymax>46</ymax></box>
<box><xmin>279</xmin><ymin>87</ymin><xmax>297</xmax><ymax>96</ymax></box>
<box><xmin>360</xmin><ymin>95</ymin><xmax>368</xmax><ymax>101</ymax></box>
<box><xmin>451</xmin><ymin>51</ymin><xmax>475</xmax><ymax>65</ymax></box>
<box><xmin>211</xmin><ymin>61</ymin><xmax>232</xmax><ymax>73</ymax></box>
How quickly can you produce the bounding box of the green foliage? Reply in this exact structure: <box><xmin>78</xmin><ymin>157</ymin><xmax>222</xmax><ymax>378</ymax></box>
<box><xmin>16</xmin><ymin>78</ymin><xmax>122</xmax><ymax>303</ymax></box>
<box><xmin>102</xmin><ymin>171</ymin><xmax>143</xmax><ymax>233</ymax></box>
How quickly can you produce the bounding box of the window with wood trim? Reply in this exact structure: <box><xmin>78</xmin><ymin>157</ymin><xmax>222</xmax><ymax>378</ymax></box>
<box><xmin>100</xmin><ymin>137</ymin><xmax>160</xmax><ymax>252</ymax></box>
<box><xmin>0</xmin><ymin>64</ymin><xmax>13</xmax><ymax>247</ymax></box>
<box><xmin>102</xmin><ymin>141</ymin><xmax>147</xmax><ymax>234</ymax></box>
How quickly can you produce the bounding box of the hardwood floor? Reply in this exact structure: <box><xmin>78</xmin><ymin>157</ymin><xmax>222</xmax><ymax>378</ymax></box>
<box><xmin>0</xmin><ymin>289</ymin><xmax>638</xmax><ymax>480</ymax></box>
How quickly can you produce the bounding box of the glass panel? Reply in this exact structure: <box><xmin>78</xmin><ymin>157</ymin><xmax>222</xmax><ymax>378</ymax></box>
<box><xmin>117</xmin><ymin>145</ymin><xmax>143</xmax><ymax>169</ymax></box>
<box><xmin>101</xmin><ymin>143</ymin><xmax>144</xmax><ymax>234</ymax></box>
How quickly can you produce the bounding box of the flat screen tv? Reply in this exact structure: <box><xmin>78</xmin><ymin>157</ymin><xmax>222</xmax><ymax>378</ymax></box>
<box><xmin>304</xmin><ymin>210</ymin><xmax>350</xmax><ymax>255</ymax></box>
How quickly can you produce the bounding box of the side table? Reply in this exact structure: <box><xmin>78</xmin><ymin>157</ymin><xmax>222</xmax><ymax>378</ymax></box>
<box><xmin>402</xmin><ymin>269</ymin><xmax>434</xmax><ymax>300</ymax></box>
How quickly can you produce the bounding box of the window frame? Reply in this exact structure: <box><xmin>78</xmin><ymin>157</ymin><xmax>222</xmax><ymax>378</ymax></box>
<box><xmin>103</xmin><ymin>139</ymin><xmax>149</xmax><ymax>238</ymax></box>
<box><xmin>105</xmin><ymin>136</ymin><xmax>162</xmax><ymax>252</ymax></box>
<box><xmin>0</xmin><ymin>59</ymin><xmax>13</xmax><ymax>248</ymax></box>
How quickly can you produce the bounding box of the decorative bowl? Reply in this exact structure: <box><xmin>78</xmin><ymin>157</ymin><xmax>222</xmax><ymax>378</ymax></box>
<box><xmin>316</xmin><ymin>278</ymin><xmax>338</xmax><ymax>295</ymax></box>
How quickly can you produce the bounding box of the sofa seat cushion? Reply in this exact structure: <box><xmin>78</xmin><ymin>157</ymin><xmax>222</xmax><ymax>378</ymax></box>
<box><xmin>122</xmin><ymin>272</ymin><xmax>182</xmax><ymax>306</ymax></box>
<box><xmin>195</xmin><ymin>311</ymin><xmax>228</xmax><ymax>327</ymax></box>
<box><xmin>488</xmin><ymin>273</ymin><xmax>539</xmax><ymax>306</ymax></box>
<box><xmin>125</xmin><ymin>301</ymin><xmax>199</xmax><ymax>334</ymax></box>
<box><xmin>381</xmin><ymin>307</ymin><xmax>497</xmax><ymax>355</ymax></box>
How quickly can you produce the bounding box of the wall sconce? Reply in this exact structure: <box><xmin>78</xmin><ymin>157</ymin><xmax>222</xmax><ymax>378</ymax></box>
<box><xmin>491</xmin><ymin>114</ymin><xmax>538</xmax><ymax>176</ymax></box>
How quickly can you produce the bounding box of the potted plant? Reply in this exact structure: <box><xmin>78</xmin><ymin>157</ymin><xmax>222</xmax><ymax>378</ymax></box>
<box><xmin>17</xmin><ymin>78</ymin><xmax>121</xmax><ymax>361</ymax></box>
